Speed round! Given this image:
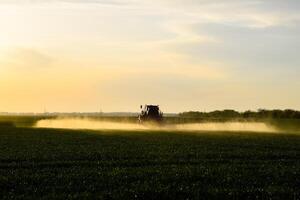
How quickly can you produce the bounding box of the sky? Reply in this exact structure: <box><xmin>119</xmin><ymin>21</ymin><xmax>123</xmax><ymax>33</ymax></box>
<box><xmin>0</xmin><ymin>0</ymin><xmax>299</xmax><ymax>113</ymax></box>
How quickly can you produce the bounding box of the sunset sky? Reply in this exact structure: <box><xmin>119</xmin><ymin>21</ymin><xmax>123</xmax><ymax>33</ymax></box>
<box><xmin>0</xmin><ymin>0</ymin><xmax>299</xmax><ymax>113</ymax></box>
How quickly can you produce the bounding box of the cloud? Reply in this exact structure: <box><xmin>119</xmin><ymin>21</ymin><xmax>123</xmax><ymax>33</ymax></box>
<box><xmin>2</xmin><ymin>48</ymin><xmax>53</xmax><ymax>69</ymax></box>
<box><xmin>0</xmin><ymin>0</ymin><xmax>133</xmax><ymax>5</ymax></box>
<box><xmin>176</xmin><ymin>21</ymin><xmax>300</xmax><ymax>65</ymax></box>
<box><xmin>147</xmin><ymin>0</ymin><xmax>300</xmax><ymax>29</ymax></box>
<box><xmin>55</xmin><ymin>0</ymin><xmax>132</xmax><ymax>5</ymax></box>
<box><xmin>1</xmin><ymin>0</ymin><xmax>299</xmax><ymax>28</ymax></box>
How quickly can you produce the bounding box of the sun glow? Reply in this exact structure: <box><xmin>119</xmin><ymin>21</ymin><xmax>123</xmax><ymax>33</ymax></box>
<box><xmin>0</xmin><ymin>0</ymin><xmax>299</xmax><ymax>112</ymax></box>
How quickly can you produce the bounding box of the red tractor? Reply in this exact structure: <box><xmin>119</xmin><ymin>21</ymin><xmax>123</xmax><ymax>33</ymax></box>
<box><xmin>138</xmin><ymin>105</ymin><xmax>163</xmax><ymax>123</ymax></box>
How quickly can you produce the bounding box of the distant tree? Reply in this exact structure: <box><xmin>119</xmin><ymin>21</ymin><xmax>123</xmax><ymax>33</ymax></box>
<box><xmin>179</xmin><ymin>109</ymin><xmax>300</xmax><ymax>119</ymax></box>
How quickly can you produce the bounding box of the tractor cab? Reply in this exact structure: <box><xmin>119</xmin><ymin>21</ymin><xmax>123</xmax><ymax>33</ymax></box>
<box><xmin>138</xmin><ymin>105</ymin><xmax>163</xmax><ymax>123</ymax></box>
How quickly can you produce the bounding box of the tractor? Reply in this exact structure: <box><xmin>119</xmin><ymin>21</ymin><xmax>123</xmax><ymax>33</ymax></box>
<box><xmin>138</xmin><ymin>105</ymin><xmax>163</xmax><ymax>124</ymax></box>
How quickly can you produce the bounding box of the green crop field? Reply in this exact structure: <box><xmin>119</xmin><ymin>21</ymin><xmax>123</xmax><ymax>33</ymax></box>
<box><xmin>0</xmin><ymin>120</ymin><xmax>300</xmax><ymax>199</ymax></box>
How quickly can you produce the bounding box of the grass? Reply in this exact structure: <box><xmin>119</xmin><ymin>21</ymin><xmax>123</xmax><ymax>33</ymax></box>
<box><xmin>0</xmin><ymin>124</ymin><xmax>300</xmax><ymax>199</ymax></box>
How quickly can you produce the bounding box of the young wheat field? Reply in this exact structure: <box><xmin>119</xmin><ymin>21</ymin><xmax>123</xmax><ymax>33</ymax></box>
<box><xmin>0</xmin><ymin>117</ymin><xmax>299</xmax><ymax>199</ymax></box>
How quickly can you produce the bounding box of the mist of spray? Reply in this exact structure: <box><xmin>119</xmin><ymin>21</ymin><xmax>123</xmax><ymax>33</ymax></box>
<box><xmin>35</xmin><ymin>118</ymin><xmax>278</xmax><ymax>133</ymax></box>
<box><xmin>35</xmin><ymin>118</ymin><xmax>148</xmax><ymax>130</ymax></box>
<box><xmin>173</xmin><ymin>122</ymin><xmax>277</xmax><ymax>132</ymax></box>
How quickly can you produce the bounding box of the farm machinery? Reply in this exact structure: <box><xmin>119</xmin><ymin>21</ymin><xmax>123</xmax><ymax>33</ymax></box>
<box><xmin>138</xmin><ymin>105</ymin><xmax>163</xmax><ymax>124</ymax></box>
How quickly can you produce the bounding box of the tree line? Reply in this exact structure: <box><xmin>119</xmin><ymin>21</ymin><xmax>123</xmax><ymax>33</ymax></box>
<box><xmin>179</xmin><ymin>109</ymin><xmax>300</xmax><ymax>119</ymax></box>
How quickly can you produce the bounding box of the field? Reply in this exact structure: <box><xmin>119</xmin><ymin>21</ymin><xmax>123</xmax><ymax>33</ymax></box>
<box><xmin>0</xmin><ymin>117</ymin><xmax>300</xmax><ymax>199</ymax></box>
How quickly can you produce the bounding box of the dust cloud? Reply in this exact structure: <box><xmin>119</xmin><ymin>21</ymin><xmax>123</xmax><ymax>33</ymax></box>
<box><xmin>173</xmin><ymin>122</ymin><xmax>277</xmax><ymax>133</ymax></box>
<box><xmin>35</xmin><ymin>118</ymin><xmax>278</xmax><ymax>133</ymax></box>
<box><xmin>35</xmin><ymin>118</ymin><xmax>148</xmax><ymax>130</ymax></box>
